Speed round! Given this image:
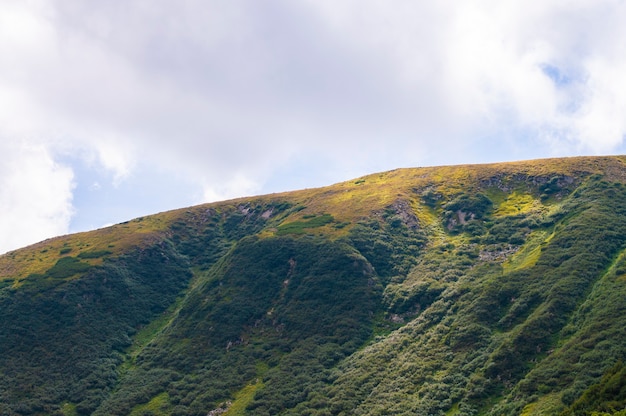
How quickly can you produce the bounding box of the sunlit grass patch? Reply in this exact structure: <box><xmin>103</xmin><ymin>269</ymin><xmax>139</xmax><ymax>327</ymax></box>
<box><xmin>0</xmin><ymin>210</ymin><xmax>180</xmax><ymax>282</ymax></box>
<box><xmin>520</xmin><ymin>392</ymin><xmax>562</xmax><ymax>416</ymax></box>
<box><xmin>494</xmin><ymin>192</ymin><xmax>541</xmax><ymax>217</ymax></box>
<box><xmin>224</xmin><ymin>379</ymin><xmax>265</xmax><ymax>416</ymax></box>
<box><xmin>61</xmin><ymin>402</ymin><xmax>78</xmax><ymax>416</ymax></box>
<box><xmin>129</xmin><ymin>392</ymin><xmax>170</xmax><ymax>416</ymax></box>
<box><xmin>502</xmin><ymin>230</ymin><xmax>549</xmax><ymax>273</ymax></box>
<box><xmin>276</xmin><ymin>214</ymin><xmax>335</xmax><ymax>235</ymax></box>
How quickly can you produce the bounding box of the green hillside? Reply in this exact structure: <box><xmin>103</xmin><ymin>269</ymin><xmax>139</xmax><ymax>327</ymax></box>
<box><xmin>0</xmin><ymin>156</ymin><xmax>625</xmax><ymax>415</ymax></box>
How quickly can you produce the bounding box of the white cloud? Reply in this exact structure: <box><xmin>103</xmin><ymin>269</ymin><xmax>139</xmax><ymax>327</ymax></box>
<box><xmin>1</xmin><ymin>0</ymin><xmax>626</xmax><ymax>253</ymax></box>
<box><xmin>0</xmin><ymin>142</ymin><xmax>74</xmax><ymax>254</ymax></box>
<box><xmin>573</xmin><ymin>54</ymin><xmax>626</xmax><ymax>152</ymax></box>
<box><xmin>202</xmin><ymin>173</ymin><xmax>262</xmax><ymax>203</ymax></box>
<box><xmin>303</xmin><ymin>0</ymin><xmax>626</xmax><ymax>156</ymax></box>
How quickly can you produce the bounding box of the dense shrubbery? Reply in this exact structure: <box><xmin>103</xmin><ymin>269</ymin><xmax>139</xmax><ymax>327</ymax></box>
<box><xmin>276</xmin><ymin>214</ymin><xmax>335</xmax><ymax>235</ymax></box>
<box><xmin>77</xmin><ymin>250</ymin><xmax>112</xmax><ymax>259</ymax></box>
<box><xmin>560</xmin><ymin>361</ymin><xmax>626</xmax><ymax>415</ymax></box>
<box><xmin>443</xmin><ymin>193</ymin><xmax>493</xmax><ymax>233</ymax></box>
<box><xmin>93</xmin><ymin>235</ymin><xmax>381</xmax><ymax>415</ymax></box>
<box><xmin>0</xmin><ymin>241</ymin><xmax>192</xmax><ymax>415</ymax></box>
<box><xmin>286</xmin><ymin>176</ymin><xmax>626</xmax><ymax>415</ymax></box>
<box><xmin>1</xmin><ymin>161</ymin><xmax>625</xmax><ymax>415</ymax></box>
<box><xmin>348</xmin><ymin>213</ymin><xmax>426</xmax><ymax>281</ymax></box>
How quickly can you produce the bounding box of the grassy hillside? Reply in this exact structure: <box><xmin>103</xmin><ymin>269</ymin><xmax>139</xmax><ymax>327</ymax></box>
<box><xmin>0</xmin><ymin>156</ymin><xmax>625</xmax><ymax>415</ymax></box>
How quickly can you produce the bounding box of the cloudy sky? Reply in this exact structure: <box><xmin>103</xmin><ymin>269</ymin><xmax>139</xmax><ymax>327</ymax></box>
<box><xmin>1</xmin><ymin>0</ymin><xmax>626</xmax><ymax>254</ymax></box>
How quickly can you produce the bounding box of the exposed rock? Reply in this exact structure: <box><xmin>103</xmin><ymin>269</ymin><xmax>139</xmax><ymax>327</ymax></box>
<box><xmin>389</xmin><ymin>199</ymin><xmax>420</xmax><ymax>230</ymax></box>
<box><xmin>207</xmin><ymin>401</ymin><xmax>231</xmax><ymax>415</ymax></box>
<box><xmin>479</xmin><ymin>245</ymin><xmax>518</xmax><ymax>262</ymax></box>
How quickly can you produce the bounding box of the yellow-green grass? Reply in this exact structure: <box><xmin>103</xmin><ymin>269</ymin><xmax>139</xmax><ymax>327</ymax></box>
<box><xmin>520</xmin><ymin>392</ymin><xmax>563</xmax><ymax>415</ymax></box>
<box><xmin>444</xmin><ymin>402</ymin><xmax>460</xmax><ymax>415</ymax></box>
<box><xmin>413</xmin><ymin>201</ymin><xmax>448</xmax><ymax>245</ymax></box>
<box><xmin>61</xmin><ymin>402</ymin><xmax>78</xmax><ymax>416</ymax></box>
<box><xmin>303</xmin><ymin>155</ymin><xmax>619</xmax><ymax>228</ymax></box>
<box><xmin>121</xmin><ymin>297</ymin><xmax>184</xmax><ymax>374</ymax></box>
<box><xmin>129</xmin><ymin>392</ymin><xmax>170</xmax><ymax>416</ymax></box>
<box><xmin>223</xmin><ymin>379</ymin><xmax>264</xmax><ymax>416</ymax></box>
<box><xmin>221</xmin><ymin>362</ymin><xmax>268</xmax><ymax>416</ymax></box>
<box><xmin>2</xmin><ymin>156</ymin><xmax>622</xmax><ymax>281</ymax></box>
<box><xmin>494</xmin><ymin>192</ymin><xmax>542</xmax><ymax>217</ymax></box>
<box><xmin>502</xmin><ymin>230</ymin><xmax>550</xmax><ymax>274</ymax></box>
<box><xmin>0</xmin><ymin>210</ymin><xmax>183</xmax><ymax>282</ymax></box>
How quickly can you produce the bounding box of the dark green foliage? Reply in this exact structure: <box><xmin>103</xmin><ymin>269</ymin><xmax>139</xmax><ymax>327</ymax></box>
<box><xmin>276</xmin><ymin>214</ymin><xmax>334</xmax><ymax>235</ymax></box>
<box><xmin>20</xmin><ymin>257</ymin><xmax>92</xmax><ymax>292</ymax></box>
<box><xmin>1</xmin><ymin>160</ymin><xmax>626</xmax><ymax>415</ymax></box>
<box><xmin>382</xmin><ymin>250</ymin><xmax>465</xmax><ymax>316</ymax></box>
<box><xmin>348</xmin><ymin>211</ymin><xmax>426</xmax><ymax>280</ymax></box>
<box><xmin>444</xmin><ymin>193</ymin><xmax>493</xmax><ymax>234</ymax></box>
<box><xmin>561</xmin><ymin>361</ymin><xmax>626</xmax><ymax>415</ymax></box>
<box><xmin>445</xmin><ymin>193</ymin><xmax>493</xmax><ymax>218</ymax></box>
<box><xmin>287</xmin><ymin>176</ymin><xmax>626</xmax><ymax>415</ymax></box>
<box><xmin>174</xmin><ymin>201</ymin><xmax>293</xmax><ymax>267</ymax></box>
<box><xmin>541</xmin><ymin>175</ymin><xmax>570</xmax><ymax>199</ymax></box>
<box><xmin>46</xmin><ymin>256</ymin><xmax>91</xmax><ymax>278</ymax></box>
<box><xmin>93</xmin><ymin>235</ymin><xmax>381</xmax><ymax>415</ymax></box>
<box><xmin>484</xmin><ymin>214</ymin><xmax>532</xmax><ymax>244</ymax></box>
<box><xmin>77</xmin><ymin>250</ymin><xmax>112</xmax><ymax>259</ymax></box>
<box><xmin>421</xmin><ymin>188</ymin><xmax>442</xmax><ymax>207</ymax></box>
<box><xmin>0</xmin><ymin>241</ymin><xmax>192</xmax><ymax>415</ymax></box>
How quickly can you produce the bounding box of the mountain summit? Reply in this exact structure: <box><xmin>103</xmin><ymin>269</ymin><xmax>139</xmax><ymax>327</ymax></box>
<box><xmin>1</xmin><ymin>156</ymin><xmax>625</xmax><ymax>415</ymax></box>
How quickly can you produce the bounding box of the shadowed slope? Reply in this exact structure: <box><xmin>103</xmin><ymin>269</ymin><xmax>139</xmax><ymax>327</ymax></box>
<box><xmin>0</xmin><ymin>156</ymin><xmax>625</xmax><ymax>415</ymax></box>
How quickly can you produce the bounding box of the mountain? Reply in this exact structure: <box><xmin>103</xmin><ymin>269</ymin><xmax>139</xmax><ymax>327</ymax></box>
<box><xmin>1</xmin><ymin>156</ymin><xmax>625</xmax><ymax>416</ymax></box>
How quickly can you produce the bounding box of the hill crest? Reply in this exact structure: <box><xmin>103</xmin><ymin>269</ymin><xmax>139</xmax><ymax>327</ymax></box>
<box><xmin>0</xmin><ymin>155</ymin><xmax>625</xmax><ymax>415</ymax></box>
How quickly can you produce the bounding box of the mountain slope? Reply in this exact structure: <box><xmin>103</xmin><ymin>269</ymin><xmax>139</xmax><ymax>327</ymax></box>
<box><xmin>0</xmin><ymin>156</ymin><xmax>625</xmax><ymax>415</ymax></box>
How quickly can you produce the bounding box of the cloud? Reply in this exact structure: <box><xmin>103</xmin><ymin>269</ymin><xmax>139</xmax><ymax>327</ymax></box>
<box><xmin>305</xmin><ymin>0</ymin><xmax>626</xmax><ymax>152</ymax></box>
<box><xmin>0</xmin><ymin>142</ymin><xmax>74</xmax><ymax>254</ymax></box>
<box><xmin>0</xmin><ymin>0</ymin><xmax>626</xmax><ymax>253</ymax></box>
<box><xmin>573</xmin><ymin>53</ymin><xmax>626</xmax><ymax>152</ymax></box>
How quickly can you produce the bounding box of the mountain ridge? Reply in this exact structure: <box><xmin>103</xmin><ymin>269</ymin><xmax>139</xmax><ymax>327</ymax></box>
<box><xmin>1</xmin><ymin>155</ymin><xmax>625</xmax><ymax>415</ymax></box>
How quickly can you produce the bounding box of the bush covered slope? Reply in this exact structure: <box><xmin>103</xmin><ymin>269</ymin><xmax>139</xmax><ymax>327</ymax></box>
<box><xmin>0</xmin><ymin>156</ymin><xmax>625</xmax><ymax>415</ymax></box>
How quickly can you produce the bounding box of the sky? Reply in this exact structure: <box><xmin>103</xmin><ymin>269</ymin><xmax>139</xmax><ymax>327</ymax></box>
<box><xmin>1</xmin><ymin>0</ymin><xmax>626</xmax><ymax>254</ymax></box>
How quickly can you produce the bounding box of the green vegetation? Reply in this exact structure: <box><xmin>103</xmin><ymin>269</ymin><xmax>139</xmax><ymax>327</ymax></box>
<box><xmin>77</xmin><ymin>250</ymin><xmax>113</xmax><ymax>259</ymax></box>
<box><xmin>45</xmin><ymin>256</ymin><xmax>92</xmax><ymax>278</ymax></box>
<box><xmin>0</xmin><ymin>156</ymin><xmax>625</xmax><ymax>415</ymax></box>
<box><xmin>561</xmin><ymin>361</ymin><xmax>626</xmax><ymax>415</ymax></box>
<box><xmin>276</xmin><ymin>213</ymin><xmax>335</xmax><ymax>235</ymax></box>
<box><xmin>224</xmin><ymin>379</ymin><xmax>264</xmax><ymax>416</ymax></box>
<box><xmin>0</xmin><ymin>241</ymin><xmax>192</xmax><ymax>415</ymax></box>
